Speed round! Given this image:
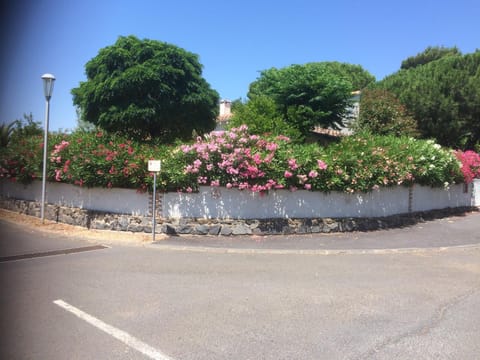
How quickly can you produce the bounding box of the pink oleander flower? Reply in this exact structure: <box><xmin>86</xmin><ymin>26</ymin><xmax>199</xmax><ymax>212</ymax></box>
<box><xmin>276</xmin><ymin>135</ymin><xmax>290</xmax><ymax>142</ymax></box>
<box><xmin>266</xmin><ymin>142</ymin><xmax>278</xmax><ymax>151</ymax></box>
<box><xmin>304</xmin><ymin>183</ymin><xmax>312</xmax><ymax>190</ymax></box>
<box><xmin>180</xmin><ymin>145</ymin><xmax>191</xmax><ymax>153</ymax></box>
<box><xmin>226</xmin><ymin>183</ymin><xmax>233</xmax><ymax>189</ymax></box>
<box><xmin>317</xmin><ymin>160</ymin><xmax>328</xmax><ymax>170</ymax></box>
<box><xmin>455</xmin><ymin>150</ymin><xmax>480</xmax><ymax>184</ymax></box>
<box><xmin>210</xmin><ymin>179</ymin><xmax>220</xmax><ymax>187</ymax></box>
<box><xmin>297</xmin><ymin>174</ymin><xmax>308</xmax><ymax>184</ymax></box>
<box><xmin>238</xmin><ymin>182</ymin><xmax>250</xmax><ymax>190</ymax></box>
<box><xmin>284</xmin><ymin>170</ymin><xmax>293</xmax><ymax>178</ymax></box>
<box><xmin>207</xmin><ymin>143</ymin><xmax>219</xmax><ymax>152</ymax></box>
<box><xmin>288</xmin><ymin>158</ymin><xmax>298</xmax><ymax>170</ymax></box>
<box><xmin>54</xmin><ymin>169</ymin><xmax>62</xmax><ymax>181</ymax></box>
<box><xmin>309</xmin><ymin>170</ymin><xmax>318</xmax><ymax>178</ymax></box>
<box><xmin>52</xmin><ymin>140</ymin><xmax>70</xmax><ymax>155</ymax></box>
<box><xmin>264</xmin><ymin>153</ymin><xmax>274</xmax><ymax>163</ymax></box>
<box><xmin>63</xmin><ymin>160</ymin><xmax>70</xmax><ymax>173</ymax></box>
<box><xmin>251</xmin><ymin>184</ymin><xmax>266</xmax><ymax>192</ymax></box>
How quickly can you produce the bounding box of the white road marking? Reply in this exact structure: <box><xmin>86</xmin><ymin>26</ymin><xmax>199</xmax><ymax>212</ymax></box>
<box><xmin>53</xmin><ymin>299</ymin><xmax>174</xmax><ymax>360</ymax></box>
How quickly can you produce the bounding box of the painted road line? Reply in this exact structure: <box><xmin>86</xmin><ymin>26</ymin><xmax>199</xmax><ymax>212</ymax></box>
<box><xmin>53</xmin><ymin>299</ymin><xmax>174</xmax><ymax>360</ymax></box>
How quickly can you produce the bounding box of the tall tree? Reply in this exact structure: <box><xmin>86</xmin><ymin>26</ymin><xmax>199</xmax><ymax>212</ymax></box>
<box><xmin>72</xmin><ymin>35</ymin><xmax>219</xmax><ymax>142</ymax></box>
<box><xmin>248</xmin><ymin>62</ymin><xmax>371</xmax><ymax>136</ymax></box>
<box><xmin>379</xmin><ymin>49</ymin><xmax>480</xmax><ymax>149</ymax></box>
<box><xmin>321</xmin><ymin>61</ymin><xmax>375</xmax><ymax>90</ymax></box>
<box><xmin>401</xmin><ymin>46</ymin><xmax>461</xmax><ymax>70</ymax></box>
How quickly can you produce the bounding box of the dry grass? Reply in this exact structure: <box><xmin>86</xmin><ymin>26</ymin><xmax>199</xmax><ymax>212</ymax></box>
<box><xmin>0</xmin><ymin>208</ymin><xmax>164</xmax><ymax>246</ymax></box>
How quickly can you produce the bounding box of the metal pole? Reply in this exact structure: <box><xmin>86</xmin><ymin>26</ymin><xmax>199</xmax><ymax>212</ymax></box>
<box><xmin>41</xmin><ymin>98</ymin><xmax>50</xmax><ymax>223</ymax></box>
<box><xmin>152</xmin><ymin>172</ymin><xmax>157</xmax><ymax>241</ymax></box>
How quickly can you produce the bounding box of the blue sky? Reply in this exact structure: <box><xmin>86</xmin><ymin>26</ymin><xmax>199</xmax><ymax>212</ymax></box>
<box><xmin>1</xmin><ymin>0</ymin><xmax>478</xmax><ymax>131</ymax></box>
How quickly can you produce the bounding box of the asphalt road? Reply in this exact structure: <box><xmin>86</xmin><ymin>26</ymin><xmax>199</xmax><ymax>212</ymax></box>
<box><xmin>1</xmin><ymin>213</ymin><xmax>480</xmax><ymax>359</ymax></box>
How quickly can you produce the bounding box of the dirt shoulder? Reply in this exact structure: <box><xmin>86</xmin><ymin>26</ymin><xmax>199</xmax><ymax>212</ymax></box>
<box><xmin>0</xmin><ymin>209</ymin><xmax>164</xmax><ymax>246</ymax></box>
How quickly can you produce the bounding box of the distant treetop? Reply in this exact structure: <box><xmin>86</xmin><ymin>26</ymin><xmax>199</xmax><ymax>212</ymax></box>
<box><xmin>400</xmin><ymin>46</ymin><xmax>461</xmax><ymax>70</ymax></box>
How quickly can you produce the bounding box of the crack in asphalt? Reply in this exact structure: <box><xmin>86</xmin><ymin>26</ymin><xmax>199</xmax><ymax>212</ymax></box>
<box><xmin>356</xmin><ymin>285</ymin><xmax>480</xmax><ymax>359</ymax></box>
<box><xmin>0</xmin><ymin>244</ymin><xmax>109</xmax><ymax>263</ymax></box>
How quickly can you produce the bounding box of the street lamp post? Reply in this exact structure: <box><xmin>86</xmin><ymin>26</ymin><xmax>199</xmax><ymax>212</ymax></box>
<box><xmin>41</xmin><ymin>73</ymin><xmax>55</xmax><ymax>223</ymax></box>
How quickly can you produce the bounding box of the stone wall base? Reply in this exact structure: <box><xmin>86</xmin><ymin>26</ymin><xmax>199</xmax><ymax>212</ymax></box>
<box><xmin>1</xmin><ymin>197</ymin><xmax>477</xmax><ymax>236</ymax></box>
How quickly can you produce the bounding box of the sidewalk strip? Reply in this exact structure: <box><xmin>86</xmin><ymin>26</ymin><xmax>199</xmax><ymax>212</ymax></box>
<box><xmin>53</xmin><ymin>299</ymin><xmax>174</xmax><ymax>360</ymax></box>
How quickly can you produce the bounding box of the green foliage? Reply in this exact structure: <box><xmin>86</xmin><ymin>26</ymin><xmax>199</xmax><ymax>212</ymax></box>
<box><xmin>248</xmin><ymin>62</ymin><xmax>359</xmax><ymax>136</ymax></box>
<box><xmin>10</xmin><ymin>113</ymin><xmax>43</xmax><ymax>141</ymax></box>
<box><xmin>354</xmin><ymin>89</ymin><xmax>419</xmax><ymax>137</ymax></box>
<box><xmin>228</xmin><ymin>96</ymin><xmax>303</xmax><ymax>141</ymax></box>
<box><xmin>45</xmin><ymin>130</ymin><xmax>167</xmax><ymax>190</ymax></box>
<box><xmin>324</xmin><ymin>134</ymin><xmax>463</xmax><ymax>190</ymax></box>
<box><xmin>0</xmin><ymin>122</ymin><xmax>16</xmax><ymax>148</ymax></box>
<box><xmin>378</xmin><ymin>49</ymin><xmax>480</xmax><ymax>149</ymax></box>
<box><xmin>171</xmin><ymin>129</ymin><xmax>464</xmax><ymax>193</ymax></box>
<box><xmin>0</xmin><ymin>133</ymin><xmax>43</xmax><ymax>184</ymax></box>
<box><xmin>1</xmin><ymin>113</ymin><xmax>42</xmax><ymax>150</ymax></box>
<box><xmin>1</xmin><ymin>127</ymin><xmax>469</xmax><ymax>192</ymax></box>
<box><xmin>401</xmin><ymin>46</ymin><xmax>461</xmax><ymax>70</ymax></box>
<box><xmin>72</xmin><ymin>35</ymin><xmax>219</xmax><ymax>142</ymax></box>
<box><xmin>320</xmin><ymin>61</ymin><xmax>376</xmax><ymax>90</ymax></box>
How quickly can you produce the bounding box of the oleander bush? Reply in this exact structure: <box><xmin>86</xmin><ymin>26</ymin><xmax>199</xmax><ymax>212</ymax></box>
<box><xmin>0</xmin><ymin>125</ymin><xmax>477</xmax><ymax>193</ymax></box>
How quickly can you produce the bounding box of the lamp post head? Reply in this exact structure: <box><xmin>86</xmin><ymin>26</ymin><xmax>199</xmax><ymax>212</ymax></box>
<box><xmin>41</xmin><ymin>73</ymin><xmax>55</xmax><ymax>101</ymax></box>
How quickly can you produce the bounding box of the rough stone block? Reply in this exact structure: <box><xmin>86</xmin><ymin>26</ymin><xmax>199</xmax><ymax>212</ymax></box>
<box><xmin>127</xmin><ymin>224</ymin><xmax>144</xmax><ymax>232</ymax></box>
<box><xmin>220</xmin><ymin>226</ymin><xmax>233</xmax><ymax>236</ymax></box>
<box><xmin>208</xmin><ymin>225</ymin><xmax>221</xmax><ymax>236</ymax></box>
<box><xmin>162</xmin><ymin>224</ymin><xmax>177</xmax><ymax>235</ymax></box>
<box><xmin>232</xmin><ymin>224</ymin><xmax>252</xmax><ymax>235</ymax></box>
<box><xmin>194</xmin><ymin>224</ymin><xmax>209</xmax><ymax>235</ymax></box>
<box><xmin>176</xmin><ymin>225</ymin><xmax>193</xmax><ymax>234</ymax></box>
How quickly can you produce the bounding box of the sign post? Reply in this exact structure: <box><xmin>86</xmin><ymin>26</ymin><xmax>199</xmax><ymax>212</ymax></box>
<box><xmin>148</xmin><ymin>160</ymin><xmax>161</xmax><ymax>242</ymax></box>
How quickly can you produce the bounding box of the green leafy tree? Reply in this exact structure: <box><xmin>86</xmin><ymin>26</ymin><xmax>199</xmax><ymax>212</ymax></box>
<box><xmin>72</xmin><ymin>35</ymin><xmax>219</xmax><ymax>142</ymax></box>
<box><xmin>321</xmin><ymin>61</ymin><xmax>376</xmax><ymax>90</ymax></box>
<box><xmin>248</xmin><ymin>62</ymin><xmax>360</xmax><ymax>136</ymax></box>
<box><xmin>378</xmin><ymin>49</ymin><xmax>480</xmax><ymax>149</ymax></box>
<box><xmin>401</xmin><ymin>46</ymin><xmax>461</xmax><ymax>70</ymax></box>
<box><xmin>354</xmin><ymin>89</ymin><xmax>419</xmax><ymax>137</ymax></box>
<box><xmin>228</xmin><ymin>95</ymin><xmax>303</xmax><ymax>141</ymax></box>
<box><xmin>9</xmin><ymin>113</ymin><xmax>43</xmax><ymax>142</ymax></box>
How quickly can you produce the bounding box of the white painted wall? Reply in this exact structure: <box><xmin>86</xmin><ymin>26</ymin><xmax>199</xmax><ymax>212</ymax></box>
<box><xmin>1</xmin><ymin>180</ymin><xmax>477</xmax><ymax>219</ymax></box>
<box><xmin>411</xmin><ymin>184</ymin><xmax>474</xmax><ymax>212</ymax></box>
<box><xmin>474</xmin><ymin>179</ymin><xmax>480</xmax><ymax>207</ymax></box>
<box><xmin>0</xmin><ymin>180</ymin><xmax>150</xmax><ymax>215</ymax></box>
<box><xmin>163</xmin><ymin>186</ymin><xmax>412</xmax><ymax>219</ymax></box>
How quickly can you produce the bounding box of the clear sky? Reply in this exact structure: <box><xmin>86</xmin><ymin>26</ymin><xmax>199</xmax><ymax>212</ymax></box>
<box><xmin>1</xmin><ymin>0</ymin><xmax>478</xmax><ymax>131</ymax></box>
